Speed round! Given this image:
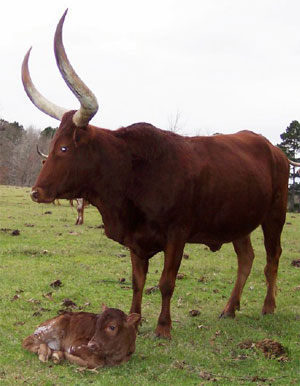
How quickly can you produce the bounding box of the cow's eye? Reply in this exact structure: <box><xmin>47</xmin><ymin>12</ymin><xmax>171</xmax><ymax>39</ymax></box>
<box><xmin>109</xmin><ymin>325</ymin><xmax>116</xmax><ymax>331</ymax></box>
<box><xmin>61</xmin><ymin>146</ymin><xmax>68</xmax><ymax>152</ymax></box>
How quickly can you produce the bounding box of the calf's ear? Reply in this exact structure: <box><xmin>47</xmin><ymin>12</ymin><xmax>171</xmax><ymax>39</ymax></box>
<box><xmin>101</xmin><ymin>303</ymin><xmax>108</xmax><ymax>312</ymax></box>
<box><xmin>126</xmin><ymin>313</ymin><xmax>140</xmax><ymax>326</ymax></box>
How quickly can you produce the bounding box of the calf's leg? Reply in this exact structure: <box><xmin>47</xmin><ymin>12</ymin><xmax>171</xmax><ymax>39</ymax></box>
<box><xmin>22</xmin><ymin>335</ymin><xmax>40</xmax><ymax>353</ymax></box>
<box><xmin>38</xmin><ymin>343</ymin><xmax>52</xmax><ymax>362</ymax></box>
<box><xmin>65</xmin><ymin>346</ymin><xmax>104</xmax><ymax>369</ymax></box>
<box><xmin>22</xmin><ymin>336</ymin><xmax>52</xmax><ymax>362</ymax></box>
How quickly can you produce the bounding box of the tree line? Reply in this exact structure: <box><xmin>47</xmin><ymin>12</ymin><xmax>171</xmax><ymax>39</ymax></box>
<box><xmin>0</xmin><ymin>119</ymin><xmax>55</xmax><ymax>187</ymax></box>
<box><xmin>0</xmin><ymin>118</ymin><xmax>299</xmax><ymax>211</ymax></box>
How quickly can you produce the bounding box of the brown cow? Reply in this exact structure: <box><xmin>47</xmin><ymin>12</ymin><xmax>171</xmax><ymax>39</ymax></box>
<box><xmin>22</xmin><ymin>10</ymin><xmax>300</xmax><ymax>339</ymax></box>
<box><xmin>22</xmin><ymin>305</ymin><xmax>140</xmax><ymax>368</ymax></box>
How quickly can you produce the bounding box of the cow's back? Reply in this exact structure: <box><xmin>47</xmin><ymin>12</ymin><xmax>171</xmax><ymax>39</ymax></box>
<box><xmin>187</xmin><ymin>131</ymin><xmax>289</xmax><ymax>245</ymax></box>
<box><xmin>110</xmin><ymin>126</ymin><xmax>289</xmax><ymax>255</ymax></box>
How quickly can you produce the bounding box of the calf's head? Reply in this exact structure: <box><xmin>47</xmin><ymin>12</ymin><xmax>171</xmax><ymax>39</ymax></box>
<box><xmin>22</xmin><ymin>10</ymin><xmax>99</xmax><ymax>203</ymax></box>
<box><xmin>87</xmin><ymin>305</ymin><xmax>140</xmax><ymax>365</ymax></box>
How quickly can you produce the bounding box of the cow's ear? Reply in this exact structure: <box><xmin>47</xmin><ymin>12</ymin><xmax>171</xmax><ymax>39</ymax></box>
<box><xmin>73</xmin><ymin>127</ymin><xmax>89</xmax><ymax>147</ymax></box>
<box><xmin>101</xmin><ymin>303</ymin><xmax>108</xmax><ymax>312</ymax></box>
<box><xmin>126</xmin><ymin>313</ymin><xmax>140</xmax><ymax>326</ymax></box>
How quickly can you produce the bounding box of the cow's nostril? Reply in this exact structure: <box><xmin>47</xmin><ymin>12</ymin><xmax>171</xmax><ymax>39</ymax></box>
<box><xmin>30</xmin><ymin>190</ymin><xmax>39</xmax><ymax>202</ymax></box>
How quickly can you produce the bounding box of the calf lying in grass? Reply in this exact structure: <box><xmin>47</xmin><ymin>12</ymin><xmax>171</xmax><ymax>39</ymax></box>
<box><xmin>22</xmin><ymin>305</ymin><xmax>140</xmax><ymax>368</ymax></box>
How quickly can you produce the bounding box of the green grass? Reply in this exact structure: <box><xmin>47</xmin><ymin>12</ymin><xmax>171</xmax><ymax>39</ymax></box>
<box><xmin>1</xmin><ymin>184</ymin><xmax>300</xmax><ymax>385</ymax></box>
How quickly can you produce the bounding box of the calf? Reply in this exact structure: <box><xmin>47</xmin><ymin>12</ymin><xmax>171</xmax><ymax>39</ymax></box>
<box><xmin>22</xmin><ymin>305</ymin><xmax>140</xmax><ymax>368</ymax></box>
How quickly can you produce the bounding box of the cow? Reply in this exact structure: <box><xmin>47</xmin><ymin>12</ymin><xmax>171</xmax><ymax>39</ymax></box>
<box><xmin>22</xmin><ymin>10</ymin><xmax>300</xmax><ymax>339</ymax></box>
<box><xmin>37</xmin><ymin>145</ymin><xmax>89</xmax><ymax>225</ymax></box>
<box><xmin>74</xmin><ymin>198</ymin><xmax>89</xmax><ymax>225</ymax></box>
<box><xmin>22</xmin><ymin>305</ymin><xmax>140</xmax><ymax>368</ymax></box>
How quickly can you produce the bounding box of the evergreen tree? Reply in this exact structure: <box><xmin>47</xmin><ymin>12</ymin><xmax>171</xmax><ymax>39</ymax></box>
<box><xmin>278</xmin><ymin>120</ymin><xmax>300</xmax><ymax>211</ymax></box>
<box><xmin>40</xmin><ymin>126</ymin><xmax>57</xmax><ymax>138</ymax></box>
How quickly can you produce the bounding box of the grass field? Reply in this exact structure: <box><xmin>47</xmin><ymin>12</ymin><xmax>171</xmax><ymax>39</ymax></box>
<box><xmin>1</xmin><ymin>185</ymin><xmax>300</xmax><ymax>385</ymax></box>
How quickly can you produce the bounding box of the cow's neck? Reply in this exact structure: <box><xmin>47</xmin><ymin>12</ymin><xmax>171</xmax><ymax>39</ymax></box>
<box><xmin>85</xmin><ymin>128</ymin><xmax>132</xmax><ymax>245</ymax></box>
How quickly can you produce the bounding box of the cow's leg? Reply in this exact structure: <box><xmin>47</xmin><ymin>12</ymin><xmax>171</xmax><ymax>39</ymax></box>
<box><xmin>261</xmin><ymin>215</ymin><xmax>285</xmax><ymax>315</ymax></box>
<box><xmin>75</xmin><ymin>198</ymin><xmax>84</xmax><ymax>225</ymax></box>
<box><xmin>155</xmin><ymin>241</ymin><xmax>184</xmax><ymax>338</ymax></box>
<box><xmin>220</xmin><ymin>234</ymin><xmax>254</xmax><ymax>318</ymax></box>
<box><xmin>129</xmin><ymin>251</ymin><xmax>149</xmax><ymax>324</ymax></box>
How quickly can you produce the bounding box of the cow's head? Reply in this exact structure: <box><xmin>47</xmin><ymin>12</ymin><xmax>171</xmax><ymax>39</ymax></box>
<box><xmin>22</xmin><ymin>10</ymin><xmax>99</xmax><ymax>203</ymax></box>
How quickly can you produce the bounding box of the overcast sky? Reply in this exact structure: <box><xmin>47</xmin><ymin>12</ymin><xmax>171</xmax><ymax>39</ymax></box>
<box><xmin>1</xmin><ymin>0</ymin><xmax>300</xmax><ymax>144</ymax></box>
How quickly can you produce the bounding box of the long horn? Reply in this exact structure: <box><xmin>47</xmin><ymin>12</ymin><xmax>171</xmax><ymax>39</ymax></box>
<box><xmin>36</xmin><ymin>145</ymin><xmax>48</xmax><ymax>159</ymax></box>
<box><xmin>21</xmin><ymin>48</ymin><xmax>68</xmax><ymax>121</ymax></box>
<box><xmin>54</xmin><ymin>9</ymin><xmax>99</xmax><ymax>127</ymax></box>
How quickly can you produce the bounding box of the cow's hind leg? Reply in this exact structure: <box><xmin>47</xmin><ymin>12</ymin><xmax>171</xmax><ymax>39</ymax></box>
<box><xmin>220</xmin><ymin>234</ymin><xmax>254</xmax><ymax>318</ymax></box>
<box><xmin>261</xmin><ymin>216</ymin><xmax>285</xmax><ymax>315</ymax></box>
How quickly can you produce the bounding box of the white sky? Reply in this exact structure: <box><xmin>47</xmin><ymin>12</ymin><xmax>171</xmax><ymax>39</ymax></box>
<box><xmin>1</xmin><ymin>0</ymin><xmax>300</xmax><ymax>144</ymax></box>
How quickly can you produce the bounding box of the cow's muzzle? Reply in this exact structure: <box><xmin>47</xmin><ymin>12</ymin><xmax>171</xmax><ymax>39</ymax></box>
<box><xmin>30</xmin><ymin>188</ymin><xmax>53</xmax><ymax>203</ymax></box>
<box><xmin>30</xmin><ymin>190</ymin><xmax>39</xmax><ymax>202</ymax></box>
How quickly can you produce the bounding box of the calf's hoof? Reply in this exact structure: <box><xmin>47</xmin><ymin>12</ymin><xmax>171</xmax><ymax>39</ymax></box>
<box><xmin>38</xmin><ymin>344</ymin><xmax>52</xmax><ymax>362</ymax></box>
<box><xmin>52</xmin><ymin>351</ymin><xmax>64</xmax><ymax>364</ymax></box>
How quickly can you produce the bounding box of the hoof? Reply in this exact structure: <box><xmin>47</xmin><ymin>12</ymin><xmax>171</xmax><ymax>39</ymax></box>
<box><xmin>219</xmin><ymin>310</ymin><xmax>236</xmax><ymax>319</ymax></box>
<box><xmin>155</xmin><ymin>325</ymin><xmax>172</xmax><ymax>339</ymax></box>
<box><xmin>38</xmin><ymin>344</ymin><xmax>51</xmax><ymax>363</ymax></box>
<box><xmin>52</xmin><ymin>352</ymin><xmax>63</xmax><ymax>364</ymax></box>
<box><xmin>262</xmin><ymin>308</ymin><xmax>275</xmax><ymax>315</ymax></box>
<box><xmin>262</xmin><ymin>301</ymin><xmax>276</xmax><ymax>315</ymax></box>
<box><xmin>38</xmin><ymin>354</ymin><xmax>49</xmax><ymax>363</ymax></box>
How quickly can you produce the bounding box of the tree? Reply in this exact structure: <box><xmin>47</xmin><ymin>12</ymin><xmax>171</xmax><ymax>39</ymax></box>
<box><xmin>40</xmin><ymin>126</ymin><xmax>57</xmax><ymax>138</ymax></box>
<box><xmin>0</xmin><ymin>119</ymin><xmax>25</xmax><ymax>184</ymax></box>
<box><xmin>11</xmin><ymin>127</ymin><xmax>41</xmax><ymax>187</ymax></box>
<box><xmin>277</xmin><ymin>120</ymin><xmax>300</xmax><ymax>211</ymax></box>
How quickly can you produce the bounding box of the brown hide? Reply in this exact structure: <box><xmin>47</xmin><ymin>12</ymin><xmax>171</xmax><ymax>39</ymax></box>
<box><xmin>22</xmin><ymin>307</ymin><xmax>140</xmax><ymax>368</ymax></box>
<box><xmin>26</xmin><ymin>11</ymin><xmax>292</xmax><ymax>339</ymax></box>
<box><xmin>31</xmin><ymin>115</ymin><xmax>289</xmax><ymax>338</ymax></box>
<box><xmin>33</xmin><ymin>116</ymin><xmax>288</xmax><ymax>255</ymax></box>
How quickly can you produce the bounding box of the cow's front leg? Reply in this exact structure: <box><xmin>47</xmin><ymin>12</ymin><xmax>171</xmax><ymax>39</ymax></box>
<box><xmin>129</xmin><ymin>250</ymin><xmax>149</xmax><ymax>328</ymax></box>
<box><xmin>155</xmin><ymin>240</ymin><xmax>184</xmax><ymax>339</ymax></box>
